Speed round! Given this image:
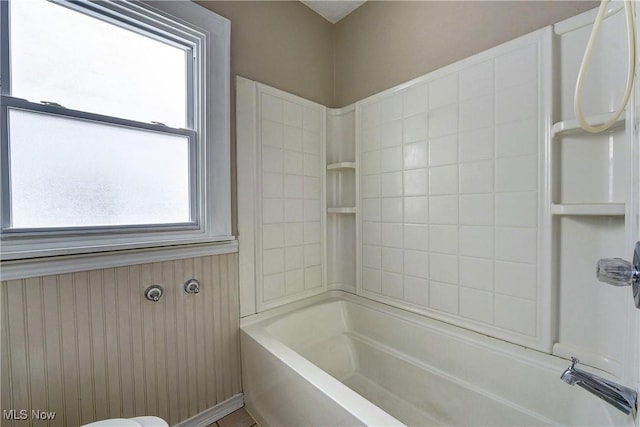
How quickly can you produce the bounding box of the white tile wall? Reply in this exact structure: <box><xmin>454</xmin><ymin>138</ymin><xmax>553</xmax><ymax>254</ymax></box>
<box><xmin>459</xmin><ymin>95</ymin><xmax>493</xmax><ymax>132</ymax></box>
<box><xmin>381</xmin><ymin>197</ymin><xmax>403</xmax><ymax>222</ymax></box>
<box><xmin>459</xmin><ymin>256</ymin><xmax>494</xmax><ymax>291</ymax></box>
<box><xmin>380</xmin><ymin>95</ymin><xmax>403</xmax><ymax>121</ymax></box>
<box><xmin>404</xmin><ymin>224</ymin><xmax>429</xmax><ymax>251</ymax></box>
<box><xmin>380</xmin><ymin>121</ymin><xmax>402</xmax><ymax>148</ymax></box>
<box><xmin>495</xmin><ymin>119</ymin><xmax>537</xmax><ymax>158</ymax></box>
<box><xmin>284</xmin><ymin>101</ymin><xmax>303</xmax><ymax>127</ymax></box>
<box><xmin>404</xmin><ymin>196</ymin><xmax>428</xmax><ymax>224</ymax></box>
<box><xmin>381</xmin><ymin>172</ymin><xmax>403</xmax><ymax>197</ymax></box>
<box><xmin>363</xmin><ymin>245</ymin><xmax>382</xmax><ymax>269</ymax></box>
<box><xmin>460</xmin><ymin>287</ymin><xmax>494</xmax><ymax>323</ymax></box>
<box><xmin>494</xmin><ymin>294</ymin><xmax>537</xmax><ymax>336</ymax></box>
<box><xmin>430</xmin><ymin>281</ymin><xmax>459</xmax><ymax>314</ymax></box>
<box><xmin>260</xmin><ymin>92</ymin><xmax>324</xmax><ymax>305</ymax></box>
<box><xmin>381</xmin><ymin>272</ymin><xmax>403</xmax><ymax>298</ymax></box>
<box><xmin>363</xmin><ymin>221</ymin><xmax>381</xmax><ymax>245</ymax></box>
<box><xmin>459</xmin><ymin>128</ymin><xmax>493</xmax><ymax>163</ymax></box>
<box><xmin>362</xmin><ymin>267</ymin><xmax>382</xmax><ymax>293</ymax></box>
<box><xmin>404</xmin><ymin>141</ymin><xmax>428</xmax><ymax>169</ymax></box>
<box><xmin>429</xmin><ymin>135</ymin><xmax>458</xmax><ymax>166</ymax></box>
<box><xmin>459</xmin><ymin>194</ymin><xmax>493</xmax><ymax>225</ymax></box>
<box><xmin>429</xmin><ymin>165</ymin><xmax>458</xmax><ymax>195</ymax></box>
<box><xmin>459</xmin><ymin>160</ymin><xmax>494</xmax><ymax>194</ymax></box>
<box><xmin>263</xmin><ymin>223</ymin><xmax>284</xmax><ymax>249</ymax></box>
<box><xmin>404</xmin><ymin>113</ymin><xmax>429</xmax><ymax>143</ymax></box>
<box><xmin>380</xmin><ymin>147</ymin><xmax>403</xmax><ymax>172</ymax></box>
<box><xmin>403</xmin><ymin>83</ymin><xmax>429</xmax><ymax>116</ymax></box>
<box><xmin>382</xmin><ymin>247</ymin><xmax>404</xmax><ymax>273</ymax></box>
<box><xmin>429</xmin><ymin>74</ymin><xmax>458</xmax><ymax>109</ymax></box>
<box><xmin>404</xmin><ymin>276</ymin><xmax>428</xmax><ymax>305</ymax></box>
<box><xmin>303</xmin><ymin>130</ymin><xmax>321</xmax><ymax>155</ymax></box>
<box><xmin>459</xmin><ymin>60</ymin><xmax>493</xmax><ymax>100</ymax></box>
<box><xmin>382</xmin><ymin>223</ymin><xmax>404</xmax><ymax>248</ymax></box>
<box><xmin>430</xmin><ymin>253</ymin><xmax>458</xmax><ymax>284</ymax></box>
<box><xmin>429</xmin><ymin>105</ymin><xmax>458</xmax><ymax>138</ymax></box>
<box><xmin>358</xmin><ymin>38</ymin><xmax>542</xmax><ymax>342</ymax></box>
<box><xmin>304</xmin><ymin>265</ymin><xmax>322</xmax><ymax>289</ymax></box>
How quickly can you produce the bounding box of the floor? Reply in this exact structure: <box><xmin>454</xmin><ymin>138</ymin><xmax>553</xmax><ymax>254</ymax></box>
<box><xmin>206</xmin><ymin>407</ymin><xmax>258</xmax><ymax>427</ymax></box>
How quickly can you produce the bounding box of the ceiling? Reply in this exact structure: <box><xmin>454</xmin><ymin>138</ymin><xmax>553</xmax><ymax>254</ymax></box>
<box><xmin>300</xmin><ymin>0</ymin><xmax>367</xmax><ymax>24</ymax></box>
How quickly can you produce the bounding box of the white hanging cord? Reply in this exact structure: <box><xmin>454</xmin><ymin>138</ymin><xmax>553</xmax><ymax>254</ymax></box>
<box><xmin>574</xmin><ymin>0</ymin><xmax>636</xmax><ymax>133</ymax></box>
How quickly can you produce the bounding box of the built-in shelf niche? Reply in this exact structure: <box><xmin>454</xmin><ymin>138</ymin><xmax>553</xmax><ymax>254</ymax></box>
<box><xmin>327</xmin><ymin>207</ymin><xmax>356</xmax><ymax>214</ymax></box>
<box><xmin>326</xmin><ymin>106</ymin><xmax>356</xmax><ymax>292</ymax></box>
<box><xmin>550</xmin><ymin>114</ymin><xmax>625</xmax><ymax>138</ymax></box>
<box><xmin>550</xmin><ymin>5</ymin><xmax>633</xmax><ymax>378</ymax></box>
<box><xmin>549</xmin><ymin>120</ymin><xmax>629</xmax><ymax>374</ymax></box>
<box><xmin>550</xmin><ymin>203</ymin><xmax>625</xmax><ymax>216</ymax></box>
<box><xmin>327</xmin><ymin>169</ymin><xmax>355</xmax><ymax>209</ymax></box>
<box><xmin>327</xmin><ymin>162</ymin><xmax>356</xmax><ymax>171</ymax></box>
<box><xmin>552</xmin><ymin>119</ymin><xmax>627</xmax><ymax>210</ymax></box>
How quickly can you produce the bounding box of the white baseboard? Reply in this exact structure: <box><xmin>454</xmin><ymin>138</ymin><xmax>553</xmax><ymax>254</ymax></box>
<box><xmin>173</xmin><ymin>393</ymin><xmax>244</xmax><ymax>427</ymax></box>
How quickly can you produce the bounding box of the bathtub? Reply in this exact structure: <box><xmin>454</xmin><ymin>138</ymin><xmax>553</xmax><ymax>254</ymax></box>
<box><xmin>240</xmin><ymin>291</ymin><xmax>632</xmax><ymax>426</ymax></box>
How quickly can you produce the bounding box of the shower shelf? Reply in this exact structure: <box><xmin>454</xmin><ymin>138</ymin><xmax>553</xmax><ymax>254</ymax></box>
<box><xmin>327</xmin><ymin>207</ymin><xmax>356</xmax><ymax>214</ymax></box>
<box><xmin>550</xmin><ymin>113</ymin><xmax>627</xmax><ymax>214</ymax></box>
<box><xmin>326</xmin><ymin>105</ymin><xmax>357</xmax><ymax>293</ymax></box>
<box><xmin>327</xmin><ymin>162</ymin><xmax>356</xmax><ymax>171</ymax></box>
<box><xmin>551</xmin><ymin>114</ymin><xmax>625</xmax><ymax>138</ymax></box>
<box><xmin>551</xmin><ymin>203</ymin><xmax>625</xmax><ymax>216</ymax></box>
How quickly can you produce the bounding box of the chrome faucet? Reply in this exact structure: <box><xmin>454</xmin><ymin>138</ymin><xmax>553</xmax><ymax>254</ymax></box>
<box><xmin>561</xmin><ymin>357</ymin><xmax>637</xmax><ymax>418</ymax></box>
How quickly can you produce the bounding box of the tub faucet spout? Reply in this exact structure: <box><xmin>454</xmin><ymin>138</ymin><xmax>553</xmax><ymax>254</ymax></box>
<box><xmin>561</xmin><ymin>357</ymin><xmax>637</xmax><ymax>418</ymax></box>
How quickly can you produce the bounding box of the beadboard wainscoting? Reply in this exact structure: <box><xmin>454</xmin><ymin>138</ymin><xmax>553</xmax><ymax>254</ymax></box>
<box><xmin>1</xmin><ymin>253</ymin><xmax>240</xmax><ymax>427</ymax></box>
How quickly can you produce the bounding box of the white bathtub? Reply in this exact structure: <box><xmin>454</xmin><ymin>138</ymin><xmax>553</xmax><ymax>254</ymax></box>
<box><xmin>240</xmin><ymin>291</ymin><xmax>632</xmax><ymax>426</ymax></box>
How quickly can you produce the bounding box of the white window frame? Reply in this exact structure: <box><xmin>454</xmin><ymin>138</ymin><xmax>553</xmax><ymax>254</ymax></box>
<box><xmin>0</xmin><ymin>0</ymin><xmax>233</xmax><ymax>272</ymax></box>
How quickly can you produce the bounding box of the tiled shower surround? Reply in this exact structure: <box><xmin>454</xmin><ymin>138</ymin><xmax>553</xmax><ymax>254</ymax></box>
<box><xmin>235</xmin><ymin>6</ymin><xmax>640</xmax><ymax>423</ymax></box>
<box><xmin>258</xmin><ymin>89</ymin><xmax>326</xmax><ymax>306</ymax></box>
<box><xmin>241</xmin><ymin>30</ymin><xmax>550</xmax><ymax>352</ymax></box>
<box><xmin>241</xmin><ymin>13</ymin><xmax>636</xmax><ymax>375</ymax></box>
<box><xmin>358</xmin><ymin>41</ymin><xmax>541</xmax><ymax>339</ymax></box>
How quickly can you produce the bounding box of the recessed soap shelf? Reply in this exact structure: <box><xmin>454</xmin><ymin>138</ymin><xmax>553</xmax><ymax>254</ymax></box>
<box><xmin>550</xmin><ymin>113</ymin><xmax>627</xmax><ymax>215</ymax></box>
<box><xmin>551</xmin><ymin>203</ymin><xmax>625</xmax><ymax>216</ymax></box>
<box><xmin>327</xmin><ymin>207</ymin><xmax>356</xmax><ymax>214</ymax></box>
<box><xmin>551</xmin><ymin>114</ymin><xmax>625</xmax><ymax>138</ymax></box>
<box><xmin>327</xmin><ymin>162</ymin><xmax>356</xmax><ymax>171</ymax></box>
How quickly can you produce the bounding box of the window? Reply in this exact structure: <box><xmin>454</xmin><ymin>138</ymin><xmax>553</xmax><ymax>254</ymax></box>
<box><xmin>0</xmin><ymin>0</ymin><xmax>232</xmax><ymax>261</ymax></box>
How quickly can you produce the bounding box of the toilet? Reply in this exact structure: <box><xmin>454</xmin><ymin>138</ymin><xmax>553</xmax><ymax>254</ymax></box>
<box><xmin>81</xmin><ymin>416</ymin><xmax>169</xmax><ymax>427</ymax></box>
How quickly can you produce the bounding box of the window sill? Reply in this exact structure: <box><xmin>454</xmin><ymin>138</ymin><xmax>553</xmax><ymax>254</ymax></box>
<box><xmin>0</xmin><ymin>239</ymin><xmax>238</xmax><ymax>280</ymax></box>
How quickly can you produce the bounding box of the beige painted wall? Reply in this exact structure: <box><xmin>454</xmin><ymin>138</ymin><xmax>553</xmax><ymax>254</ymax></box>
<box><xmin>197</xmin><ymin>1</ymin><xmax>334</xmax><ymax>234</ymax></box>
<box><xmin>333</xmin><ymin>1</ymin><xmax>599</xmax><ymax>106</ymax></box>
<box><xmin>1</xmin><ymin>254</ymin><xmax>239</xmax><ymax>427</ymax></box>
<box><xmin>198</xmin><ymin>1</ymin><xmax>333</xmax><ymax>106</ymax></box>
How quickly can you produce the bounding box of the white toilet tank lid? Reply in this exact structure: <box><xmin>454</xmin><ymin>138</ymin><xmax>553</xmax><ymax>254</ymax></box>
<box><xmin>82</xmin><ymin>419</ymin><xmax>143</xmax><ymax>427</ymax></box>
<box><xmin>131</xmin><ymin>417</ymin><xmax>170</xmax><ymax>427</ymax></box>
<box><xmin>82</xmin><ymin>416</ymin><xmax>168</xmax><ymax>427</ymax></box>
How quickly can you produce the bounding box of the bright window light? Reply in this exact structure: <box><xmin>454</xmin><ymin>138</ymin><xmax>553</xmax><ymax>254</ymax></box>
<box><xmin>8</xmin><ymin>109</ymin><xmax>191</xmax><ymax>228</ymax></box>
<box><xmin>0</xmin><ymin>0</ymin><xmax>232</xmax><ymax>261</ymax></box>
<box><xmin>9</xmin><ymin>0</ymin><xmax>188</xmax><ymax>128</ymax></box>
